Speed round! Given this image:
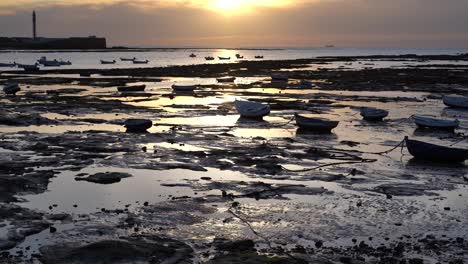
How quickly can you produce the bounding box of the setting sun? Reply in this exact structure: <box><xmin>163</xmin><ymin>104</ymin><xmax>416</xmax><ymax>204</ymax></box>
<box><xmin>212</xmin><ymin>0</ymin><xmax>242</xmax><ymax>10</ymax></box>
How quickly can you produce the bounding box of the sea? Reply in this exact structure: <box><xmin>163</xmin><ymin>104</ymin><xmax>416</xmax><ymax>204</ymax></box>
<box><xmin>0</xmin><ymin>47</ymin><xmax>467</xmax><ymax>70</ymax></box>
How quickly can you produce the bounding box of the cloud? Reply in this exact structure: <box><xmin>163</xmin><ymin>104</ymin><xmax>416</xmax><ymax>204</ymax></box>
<box><xmin>0</xmin><ymin>0</ymin><xmax>467</xmax><ymax>48</ymax></box>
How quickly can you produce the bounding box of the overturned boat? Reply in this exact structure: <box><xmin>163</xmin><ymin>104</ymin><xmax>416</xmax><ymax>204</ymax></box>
<box><xmin>124</xmin><ymin>119</ymin><xmax>153</xmax><ymax>133</ymax></box>
<box><xmin>413</xmin><ymin>115</ymin><xmax>459</xmax><ymax>130</ymax></box>
<box><xmin>100</xmin><ymin>60</ymin><xmax>116</xmax><ymax>64</ymax></box>
<box><xmin>360</xmin><ymin>107</ymin><xmax>389</xmax><ymax>121</ymax></box>
<box><xmin>217</xmin><ymin>76</ymin><xmax>236</xmax><ymax>83</ymax></box>
<box><xmin>117</xmin><ymin>85</ymin><xmax>146</xmax><ymax>92</ymax></box>
<box><xmin>235</xmin><ymin>100</ymin><xmax>271</xmax><ymax>119</ymax></box>
<box><xmin>172</xmin><ymin>84</ymin><xmax>197</xmax><ymax>92</ymax></box>
<box><xmin>405</xmin><ymin>137</ymin><xmax>468</xmax><ymax>163</ymax></box>
<box><xmin>295</xmin><ymin>113</ymin><xmax>339</xmax><ymax>133</ymax></box>
<box><xmin>443</xmin><ymin>95</ymin><xmax>468</xmax><ymax>109</ymax></box>
<box><xmin>3</xmin><ymin>83</ymin><xmax>20</xmax><ymax>95</ymax></box>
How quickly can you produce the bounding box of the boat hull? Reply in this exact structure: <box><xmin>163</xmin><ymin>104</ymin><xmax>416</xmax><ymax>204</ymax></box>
<box><xmin>406</xmin><ymin>138</ymin><xmax>468</xmax><ymax>163</ymax></box>
<box><xmin>443</xmin><ymin>95</ymin><xmax>468</xmax><ymax>109</ymax></box>
<box><xmin>124</xmin><ymin>119</ymin><xmax>153</xmax><ymax>133</ymax></box>
<box><xmin>413</xmin><ymin>116</ymin><xmax>459</xmax><ymax>130</ymax></box>
<box><xmin>235</xmin><ymin>101</ymin><xmax>270</xmax><ymax>119</ymax></box>
<box><xmin>295</xmin><ymin>114</ymin><xmax>339</xmax><ymax>133</ymax></box>
<box><xmin>117</xmin><ymin>85</ymin><xmax>146</xmax><ymax>92</ymax></box>
<box><xmin>360</xmin><ymin>108</ymin><xmax>389</xmax><ymax>121</ymax></box>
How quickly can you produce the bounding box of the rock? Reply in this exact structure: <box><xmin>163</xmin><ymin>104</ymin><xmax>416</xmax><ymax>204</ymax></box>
<box><xmin>75</xmin><ymin>172</ymin><xmax>132</xmax><ymax>184</ymax></box>
<box><xmin>39</xmin><ymin>235</ymin><xmax>193</xmax><ymax>264</ymax></box>
<box><xmin>215</xmin><ymin>239</ymin><xmax>255</xmax><ymax>252</ymax></box>
<box><xmin>47</xmin><ymin>213</ymin><xmax>72</xmax><ymax>221</ymax></box>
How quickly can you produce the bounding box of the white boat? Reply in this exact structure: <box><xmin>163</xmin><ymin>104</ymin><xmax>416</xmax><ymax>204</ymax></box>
<box><xmin>235</xmin><ymin>100</ymin><xmax>270</xmax><ymax>119</ymax></box>
<box><xmin>172</xmin><ymin>84</ymin><xmax>197</xmax><ymax>92</ymax></box>
<box><xmin>218</xmin><ymin>56</ymin><xmax>231</xmax><ymax>60</ymax></box>
<box><xmin>443</xmin><ymin>95</ymin><xmax>468</xmax><ymax>109</ymax></box>
<box><xmin>413</xmin><ymin>116</ymin><xmax>459</xmax><ymax>130</ymax></box>
<box><xmin>295</xmin><ymin>113</ymin><xmax>339</xmax><ymax>132</ymax></box>
<box><xmin>271</xmin><ymin>73</ymin><xmax>289</xmax><ymax>82</ymax></box>
<box><xmin>217</xmin><ymin>76</ymin><xmax>236</xmax><ymax>83</ymax></box>
<box><xmin>100</xmin><ymin>60</ymin><xmax>116</xmax><ymax>64</ymax></box>
<box><xmin>133</xmin><ymin>60</ymin><xmax>149</xmax><ymax>64</ymax></box>
<box><xmin>0</xmin><ymin>62</ymin><xmax>16</xmax><ymax>67</ymax></box>
<box><xmin>360</xmin><ymin>107</ymin><xmax>389</xmax><ymax>121</ymax></box>
<box><xmin>299</xmin><ymin>80</ymin><xmax>313</xmax><ymax>88</ymax></box>
<box><xmin>3</xmin><ymin>83</ymin><xmax>20</xmax><ymax>95</ymax></box>
<box><xmin>120</xmin><ymin>57</ymin><xmax>136</xmax><ymax>61</ymax></box>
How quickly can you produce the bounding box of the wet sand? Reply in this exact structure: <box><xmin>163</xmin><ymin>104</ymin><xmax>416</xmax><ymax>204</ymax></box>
<box><xmin>0</xmin><ymin>54</ymin><xmax>467</xmax><ymax>263</ymax></box>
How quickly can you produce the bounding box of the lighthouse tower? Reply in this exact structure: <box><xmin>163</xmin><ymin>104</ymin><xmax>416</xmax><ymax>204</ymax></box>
<box><xmin>32</xmin><ymin>10</ymin><xmax>37</xmax><ymax>39</ymax></box>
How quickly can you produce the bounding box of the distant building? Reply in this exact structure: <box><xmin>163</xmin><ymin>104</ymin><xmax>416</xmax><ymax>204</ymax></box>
<box><xmin>0</xmin><ymin>11</ymin><xmax>106</xmax><ymax>50</ymax></box>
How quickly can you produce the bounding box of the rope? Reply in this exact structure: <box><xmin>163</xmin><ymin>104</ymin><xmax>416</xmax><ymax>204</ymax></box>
<box><xmin>281</xmin><ymin>158</ymin><xmax>377</xmax><ymax>172</ymax></box>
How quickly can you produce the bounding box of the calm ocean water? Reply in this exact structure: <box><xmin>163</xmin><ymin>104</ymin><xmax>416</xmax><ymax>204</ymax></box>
<box><xmin>1</xmin><ymin>47</ymin><xmax>467</xmax><ymax>70</ymax></box>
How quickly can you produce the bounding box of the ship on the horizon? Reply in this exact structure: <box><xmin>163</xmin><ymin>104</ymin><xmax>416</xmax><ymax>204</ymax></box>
<box><xmin>324</xmin><ymin>44</ymin><xmax>335</xmax><ymax>48</ymax></box>
<box><xmin>0</xmin><ymin>10</ymin><xmax>106</xmax><ymax>50</ymax></box>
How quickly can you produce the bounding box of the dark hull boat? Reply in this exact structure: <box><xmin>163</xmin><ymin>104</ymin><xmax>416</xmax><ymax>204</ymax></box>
<box><xmin>124</xmin><ymin>119</ymin><xmax>153</xmax><ymax>133</ymax></box>
<box><xmin>117</xmin><ymin>85</ymin><xmax>146</xmax><ymax>92</ymax></box>
<box><xmin>405</xmin><ymin>137</ymin><xmax>468</xmax><ymax>163</ymax></box>
<box><xmin>295</xmin><ymin>113</ymin><xmax>339</xmax><ymax>133</ymax></box>
<box><xmin>360</xmin><ymin>107</ymin><xmax>389</xmax><ymax>121</ymax></box>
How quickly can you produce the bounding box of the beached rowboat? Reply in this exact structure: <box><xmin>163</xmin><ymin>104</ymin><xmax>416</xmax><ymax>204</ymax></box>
<box><xmin>218</xmin><ymin>57</ymin><xmax>231</xmax><ymax>60</ymax></box>
<box><xmin>3</xmin><ymin>83</ymin><xmax>20</xmax><ymax>95</ymax></box>
<box><xmin>124</xmin><ymin>119</ymin><xmax>153</xmax><ymax>133</ymax></box>
<box><xmin>443</xmin><ymin>95</ymin><xmax>468</xmax><ymax>109</ymax></box>
<box><xmin>235</xmin><ymin>100</ymin><xmax>271</xmax><ymax>119</ymax></box>
<box><xmin>413</xmin><ymin>115</ymin><xmax>459</xmax><ymax>130</ymax></box>
<box><xmin>217</xmin><ymin>77</ymin><xmax>236</xmax><ymax>83</ymax></box>
<box><xmin>360</xmin><ymin>107</ymin><xmax>389</xmax><ymax>121</ymax></box>
<box><xmin>133</xmin><ymin>60</ymin><xmax>149</xmax><ymax>64</ymax></box>
<box><xmin>172</xmin><ymin>84</ymin><xmax>197</xmax><ymax>92</ymax></box>
<box><xmin>294</xmin><ymin>113</ymin><xmax>339</xmax><ymax>133</ymax></box>
<box><xmin>100</xmin><ymin>60</ymin><xmax>116</xmax><ymax>64</ymax></box>
<box><xmin>117</xmin><ymin>85</ymin><xmax>146</xmax><ymax>92</ymax></box>
<box><xmin>405</xmin><ymin>137</ymin><xmax>468</xmax><ymax>163</ymax></box>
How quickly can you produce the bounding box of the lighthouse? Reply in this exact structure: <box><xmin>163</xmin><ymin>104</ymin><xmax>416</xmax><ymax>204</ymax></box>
<box><xmin>32</xmin><ymin>10</ymin><xmax>37</xmax><ymax>39</ymax></box>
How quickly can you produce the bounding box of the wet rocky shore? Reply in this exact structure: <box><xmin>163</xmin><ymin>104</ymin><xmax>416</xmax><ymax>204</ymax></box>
<box><xmin>0</xmin><ymin>54</ymin><xmax>467</xmax><ymax>263</ymax></box>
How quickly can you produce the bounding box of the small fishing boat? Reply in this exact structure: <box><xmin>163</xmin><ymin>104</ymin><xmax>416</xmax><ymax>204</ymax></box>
<box><xmin>205</xmin><ymin>56</ymin><xmax>215</xmax><ymax>61</ymax></box>
<box><xmin>235</xmin><ymin>100</ymin><xmax>270</xmax><ymax>119</ymax></box>
<box><xmin>172</xmin><ymin>84</ymin><xmax>197</xmax><ymax>92</ymax></box>
<box><xmin>117</xmin><ymin>85</ymin><xmax>146</xmax><ymax>92</ymax></box>
<box><xmin>3</xmin><ymin>83</ymin><xmax>20</xmax><ymax>95</ymax></box>
<box><xmin>42</xmin><ymin>60</ymin><xmax>62</xmax><ymax>67</ymax></box>
<box><xmin>189</xmin><ymin>54</ymin><xmax>197</xmax><ymax>58</ymax></box>
<box><xmin>0</xmin><ymin>62</ymin><xmax>16</xmax><ymax>67</ymax></box>
<box><xmin>360</xmin><ymin>107</ymin><xmax>389</xmax><ymax>121</ymax></box>
<box><xmin>58</xmin><ymin>60</ymin><xmax>72</xmax><ymax>66</ymax></box>
<box><xmin>124</xmin><ymin>119</ymin><xmax>153</xmax><ymax>133</ymax></box>
<box><xmin>294</xmin><ymin>113</ymin><xmax>339</xmax><ymax>133</ymax></box>
<box><xmin>254</xmin><ymin>56</ymin><xmax>264</xmax><ymax>59</ymax></box>
<box><xmin>218</xmin><ymin>56</ymin><xmax>231</xmax><ymax>60</ymax></box>
<box><xmin>18</xmin><ymin>64</ymin><xmax>39</xmax><ymax>71</ymax></box>
<box><xmin>120</xmin><ymin>57</ymin><xmax>136</xmax><ymax>61</ymax></box>
<box><xmin>271</xmin><ymin>73</ymin><xmax>289</xmax><ymax>82</ymax></box>
<box><xmin>443</xmin><ymin>95</ymin><xmax>468</xmax><ymax>109</ymax></box>
<box><xmin>405</xmin><ymin>137</ymin><xmax>468</xmax><ymax>163</ymax></box>
<box><xmin>235</xmin><ymin>54</ymin><xmax>244</xmax><ymax>59</ymax></box>
<box><xmin>133</xmin><ymin>60</ymin><xmax>149</xmax><ymax>64</ymax></box>
<box><xmin>100</xmin><ymin>60</ymin><xmax>116</xmax><ymax>64</ymax></box>
<box><xmin>217</xmin><ymin>76</ymin><xmax>236</xmax><ymax>83</ymax></box>
<box><xmin>299</xmin><ymin>80</ymin><xmax>313</xmax><ymax>88</ymax></box>
<box><xmin>80</xmin><ymin>72</ymin><xmax>92</xmax><ymax>77</ymax></box>
<box><xmin>413</xmin><ymin>115</ymin><xmax>459</xmax><ymax>130</ymax></box>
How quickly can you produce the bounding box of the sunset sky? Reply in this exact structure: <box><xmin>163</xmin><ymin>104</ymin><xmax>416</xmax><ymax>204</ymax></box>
<box><xmin>1</xmin><ymin>0</ymin><xmax>467</xmax><ymax>48</ymax></box>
